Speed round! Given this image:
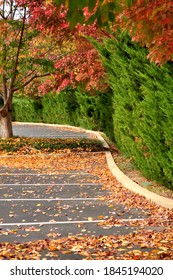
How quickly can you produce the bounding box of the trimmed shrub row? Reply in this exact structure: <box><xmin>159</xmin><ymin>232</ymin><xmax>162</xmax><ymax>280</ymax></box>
<box><xmin>96</xmin><ymin>32</ymin><xmax>173</xmax><ymax>188</ymax></box>
<box><xmin>12</xmin><ymin>89</ymin><xmax>114</xmax><ymax>141</ymax></box>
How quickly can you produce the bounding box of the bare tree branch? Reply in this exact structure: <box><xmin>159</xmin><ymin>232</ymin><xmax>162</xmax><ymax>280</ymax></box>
<box><xmin>13</xmin><ymin>72</ymin><xmax>51</xmax><ymax>92</ymax></box>
<box><xmin>20</xmin><ymin>69</ymin><xmax>37</xmax><ymax>83</ymax></box>
<box><xmin>8</xmin><ymin>6</ymin><xmax>26</xmax><ymax>92</ymax></box>
<box><xmin>0</xmin><ymin>4</ymin><xmax>27</xmax><ymax>114</ymax></box>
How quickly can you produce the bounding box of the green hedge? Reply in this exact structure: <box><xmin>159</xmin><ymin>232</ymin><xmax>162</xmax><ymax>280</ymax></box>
<box><xmin>41</xmin><ymin>90</ymin><xmax>98</xmax><ymax>129</ymax></box>
<box><xmin>41</xmin><ymin>89</ymin><xmax>114</xmax><ymax>139</ymax></box>
<box><xmin>12</xmin><ymin>89</ymin><xmax>114</xmax><ymax>140</ymax></box>
<box><xmin>96</xmin><ymin>32</ymin><xmax>173</xmax><ymax>188</ymax></box>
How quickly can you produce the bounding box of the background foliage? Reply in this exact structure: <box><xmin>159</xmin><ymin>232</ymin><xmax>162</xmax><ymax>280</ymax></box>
<box><xmin>12</xmin><ymin>32</ymin><xmax>173</xmax><ymax>188</ymax></box>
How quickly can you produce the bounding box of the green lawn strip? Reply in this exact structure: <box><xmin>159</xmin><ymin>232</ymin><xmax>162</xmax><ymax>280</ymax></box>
<box><xmin>0</xmin><ymin>137</ymin><xmax>107</xmax><ymax>154</ymax></box>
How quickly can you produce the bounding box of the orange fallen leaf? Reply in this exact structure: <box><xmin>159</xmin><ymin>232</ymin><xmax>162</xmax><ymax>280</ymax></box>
<box><xmin>62</xmin><ymin>250</ymin><xmax>72</xmax><ymax>254</ymax></box>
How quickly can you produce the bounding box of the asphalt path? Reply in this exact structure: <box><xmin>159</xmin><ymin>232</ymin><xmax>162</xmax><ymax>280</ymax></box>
<box><xmin>0</xmin><ymin>123</ymin><xmax>159</xmax><ymax>259</ymax></box>
<box><xmin>0</xmin><ymin>166</ymin><xmax>148</xmax><ymax>242</ymax></box>
<box><xmin>11</xmin><ymin>122</ymin><xmax>91</xmax><ymax>139</ymax></box>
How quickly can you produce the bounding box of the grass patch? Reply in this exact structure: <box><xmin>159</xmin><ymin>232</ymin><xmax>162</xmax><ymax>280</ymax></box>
<box><xmin>0</xmin><ymin>137</ymin><xmax>106</xmax><ymax>154</ymax></box>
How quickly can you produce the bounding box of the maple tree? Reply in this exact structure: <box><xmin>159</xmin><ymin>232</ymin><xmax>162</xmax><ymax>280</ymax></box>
<box><xmin>35</xmin><ymin>0</ymin><xmax>173</xmax><ymax>94</ymax></box>
<box><xmin>0</xmin><ymin>1</ymin><xmax>52</xmax><ymax>137</ymax></box>
<box><xmin>0</xmin><ymin>0</ymin><xmax>71</xmax><ymax>138</ymax></box>
<box><xmin>53</xmin><ymin>21</ymin><xmax>108</xmax><ymax>93</ymax></box>
<box><xmin>25</xmin><ymin>1</ymin><xmax>108</xmax><ymax>93</ymax></box>
<box><xmin>34</xmin><ymin>21</ymin><xmax>107</xmax><ymax>94</ymax></box>
<box><xmin>1</xmin><ymin>0</ymin><xmax>172</xmax><ymax>138</ymax></box>
<box><xmin>0</xmin><ymin>0</ymin><xmax>109</xmax><ymax>139</ymax></box>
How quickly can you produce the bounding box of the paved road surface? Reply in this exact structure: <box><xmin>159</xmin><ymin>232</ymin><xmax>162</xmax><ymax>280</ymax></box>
<box><xmin>0</xmin><ymin>123</ymin><xmax>161</xmax><ymax>259</ymax></box>
<box><xmin>0</xmin><ymin>122</ymin><xmax>91</xmax><ymax>139</ymax></box>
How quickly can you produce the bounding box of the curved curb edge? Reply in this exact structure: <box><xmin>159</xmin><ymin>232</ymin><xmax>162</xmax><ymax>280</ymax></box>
<box><xmin>87</xmin><ymin>130</ymin><xmax>173</xmax><ymax>210</ymax></box>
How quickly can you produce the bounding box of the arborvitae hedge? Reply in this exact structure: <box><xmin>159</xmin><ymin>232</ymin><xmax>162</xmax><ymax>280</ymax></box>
<box><xmin>41</xmin><ymin>89</ymin><xmax>114</xmax><ymax>139</ymax></box>
<box><xmin>96</xmin><ymin>32</ymin><xmax>173</xmax><ymax>188</ymax></box>
<box><xmin>12</xmin><ymin>89</ymin><xmax>114</xmax><ymax>140</ymax></box>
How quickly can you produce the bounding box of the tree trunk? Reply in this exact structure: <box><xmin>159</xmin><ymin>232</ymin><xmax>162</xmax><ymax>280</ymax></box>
<box><xmin>0</xmin><ymin>111</ymin><xmax>13</xmax><ymax>138</ymax></box>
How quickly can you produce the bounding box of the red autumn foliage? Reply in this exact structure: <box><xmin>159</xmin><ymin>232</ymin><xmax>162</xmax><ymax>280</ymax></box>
<box><xmin>120</xmin><ymin>0</ymin><xmax>173</xmax><ymax>64</ymax></box>
<box><xmin>16</xmin><ymin>0</ymin><xmax>173</xmax><ymax>95</ymax></box>
<box><xmin>17</xmin><ymin>0</ymin><xmax>107</xmax><ymax>92</ymax></box>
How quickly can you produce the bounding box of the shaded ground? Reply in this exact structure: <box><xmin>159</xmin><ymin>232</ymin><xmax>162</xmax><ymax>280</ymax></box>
<box><xmin>113</xmin><ymin>152</ymin><xmax>173</xmax><ymax>199</ymax></box>
<box><xmin>0</xmin><ymin>123</ymin><xmax>173</xmax><ymax>260</ymax></box>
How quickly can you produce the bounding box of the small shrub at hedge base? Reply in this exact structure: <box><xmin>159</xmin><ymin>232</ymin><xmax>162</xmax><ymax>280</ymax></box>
<box><xmin>12</xmin><ymin>95</ymin><xmax>42</xmax><ymax>123</ymax></box>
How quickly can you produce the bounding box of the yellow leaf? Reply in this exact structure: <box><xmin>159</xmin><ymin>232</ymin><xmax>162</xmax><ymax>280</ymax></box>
<box><xmin>121</xmin><ymin>241</ymin><xmax>130</xmax><ymax>246</ymax></box>
<box><xmin>98</xmin><ymin>215</ymin><xmax>104</xmax><ymax>219</ymax></box>
<box><xmin>62</xmin><ymin>250</ymin><xmax>72</xmax><ymax>254</ymax></box>
<box><xmin>108</xmin><ymin>204</ymin><xmax>114</xmax><ymax>208</ymax></box>
<box><xmin>49</xmin><ymin>245</ymin><xmax>57</xmax><ymax>251</ymax></box>
<box><xmin>132</xmin><ymin>250</ymin><xmax>142</xmax><ymax>255</ymax></box>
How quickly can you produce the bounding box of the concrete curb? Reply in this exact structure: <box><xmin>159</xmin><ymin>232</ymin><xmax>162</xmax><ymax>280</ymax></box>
<box><xmin>89</xmin><ymin>130</ymin><xmax>173</xmax><ymax>210</ymax></box>
<box><xmin>12</xmin><ymin>122</ymin><xmax>173</xmax><ymax>209</ymax></box>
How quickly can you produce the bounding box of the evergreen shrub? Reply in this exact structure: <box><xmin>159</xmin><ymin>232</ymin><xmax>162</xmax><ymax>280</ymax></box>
<box><xmin>41</xmin><ymin>89</ymin><xmax>114</xmax><ymax>137</ymax></box>
<box><xmin>12</xmin><ymin>95</ymin><xmax>42</xmax><ymax>123</ymax></box>
<box><xmin>97</xmin><ymin>32</ymin><xmax>173</xmax><ymax>188</ymax></box>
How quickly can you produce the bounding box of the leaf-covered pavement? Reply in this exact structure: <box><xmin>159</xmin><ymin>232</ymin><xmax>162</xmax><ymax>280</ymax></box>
<box><xmin>0</xmin><ymin>123</ymin><xmax>172</xmax><ymax>260</ymax></box>
<box><xmin>0</xmin><ymin>150</ymin><xmax>172</xmax><ymax>260</ymax></box>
